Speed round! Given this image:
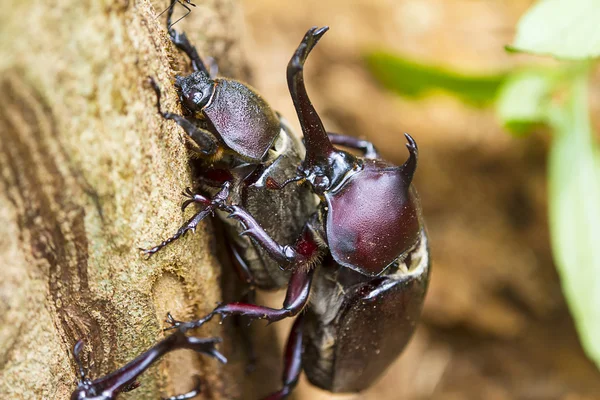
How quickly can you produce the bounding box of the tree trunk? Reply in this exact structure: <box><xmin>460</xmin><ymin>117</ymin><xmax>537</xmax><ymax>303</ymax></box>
<box><xmin>0</xmin><ymin>0</ymin><xmax>245</xmax><ymax>398</ymax></box>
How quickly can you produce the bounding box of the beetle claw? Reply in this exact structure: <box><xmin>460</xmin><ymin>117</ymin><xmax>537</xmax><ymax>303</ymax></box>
<box><xmin>239</xmin><ymin>229</ymin><xmax>251</xmax><ymax>237</ymax></box>
<box><xmin>181</xmin><ymin>198</ymin><xmax>195</xmax><ymax>212</ymax></box>
<box><xmin>139</xmin><ymin>247</ymin><xmax>156</xmax><ymax>259</ymax></box>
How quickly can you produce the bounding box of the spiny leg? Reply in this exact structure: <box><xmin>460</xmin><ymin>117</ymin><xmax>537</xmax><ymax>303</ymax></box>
<box><xmin>227</xmin><ymin>205</ymin><xmax>322</xmax><ymax>270</ymax></box>
<box><xmin>163</xmin><ymin>0</ymin><xmax>216</xmax><ymax>76</ymax></box>
<box><xmin>140</xmin><ymin>183</ymin><xmax>231</xmax><ymax>257</ymax></box>
<box><xmin>168</xmin><ymin>267</ymin><xmax>314</xmax><ymax>331</ymax></box>
<box><xmin>70</xmin><ymin>332</ymin><xmax>226</xmax><ymax>399</ymax></box>
<box><xmin>327</xmin><ymin>132</ymin><xmax>380</xmax><ymax>159</ymax></box>
<box><xmin>157</xmin><ymin>0</ymin><xmax>195</xmax><ymax>29</ymax></box>
<box><xmin>149</xmin><ymin>78</ymin><xmax>219</xmax><ymax>157</ymax></box>
<box><xmin>262</xmin><ymin>314</ymin><xmax>305</xmax><ymax>400</ymax></box>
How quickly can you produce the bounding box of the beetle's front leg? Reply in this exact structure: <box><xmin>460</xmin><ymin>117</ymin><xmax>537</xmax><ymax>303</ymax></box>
<box><xmin>327</xmin><ymin>132</ymin><xmax>380</xmax><ymax>159</ymax></box>
<box><xmin>164</xmin><ymin>1</ymin><xmax>206</xmax><ymax>74</ymax></box>
<box><xmin>140</xmin><ymin>183</ymin><xmax>231</xmax><ymax>257</ymax></box>
<box><xmin>149</xmin><ymin>78</ymin><xmax>220</xmax><ymax>157</ymax></box>
<box><xmin>168</xmin><ymin>267</ymin><xmax>314</xmax><ymax>331</ymax></box>
<box><xmin>226</xmin><ymin>205</ymin><xmax>322</xmax><ymax>270</ymax></box>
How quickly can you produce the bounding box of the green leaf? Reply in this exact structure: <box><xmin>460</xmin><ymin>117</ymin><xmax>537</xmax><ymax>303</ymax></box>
<box><xmin>496</xmin><ymin>69</ymin><xmax>557</xmax><ymax>135</ymax></box>
<box><xmin>547</xmin><ymin>70</ymin><xmax>600</xmax><ymax>368</ymax></box>
<box><xmin>365</xmin><ymin>51</ymin><xmax>506</xmax><ymax>106</ymax></box>
<box><xmin>509</xmin><ymin>0</ymin><xmax>600</xmax><ymax>59</ymax></box>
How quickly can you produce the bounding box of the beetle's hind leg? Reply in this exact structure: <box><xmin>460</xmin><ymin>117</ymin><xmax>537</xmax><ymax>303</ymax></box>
<box><xmin>261</xmin><ymin>314</ymin><xmax>305</xmax><ymax>400</ymax></box>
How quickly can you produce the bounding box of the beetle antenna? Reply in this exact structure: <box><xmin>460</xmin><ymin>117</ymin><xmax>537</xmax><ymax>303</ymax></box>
<box><xmin>266</xmin><ymin>176</ymin><xmax>303</xmax><ymax>190</ymax></box>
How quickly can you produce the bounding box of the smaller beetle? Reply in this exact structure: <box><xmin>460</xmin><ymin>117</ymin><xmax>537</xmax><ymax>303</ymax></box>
<box><xmin>150</xmin><ymin>2</ymin><xmax>280</xmax><ymax>162</ymax></box>
<box><xmin>167</xmin><ymin>27</ymin><xmax>430</xmax><ymax>398</ymax></box>
<box><xmin>70</xmin><ymin>331</ymin><xmax>226</xmax><ymax>400</ymax></box>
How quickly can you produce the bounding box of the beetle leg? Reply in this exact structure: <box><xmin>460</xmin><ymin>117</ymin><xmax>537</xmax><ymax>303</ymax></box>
<box><xmin>327</xmin><ymin>132</ymin><xmax>380</xmax><ymax>159</ymax></box>
<box><xmin>162</xmin><ymin>0</ymin><xmax>212</xmax><ymax>76</ymax></box>
<box><xmin>162</xmin><ymin>376</ymin><xmax>202</xmax><ymax>400</ymax></box>
<box><xmin>72</xmin><ymin>340</ymin><xmax>89</xmax><ymax>383</ymax></box>
<box><xmin>71</xmin><ymin>332</ymin><xmax>226</xmax><ymax>398</ymax></box>
<box><xmin>140</xmin><ymin>183</ymin><xmax>231</xmax><ymax>257</ymax></box>
<box><xmin>168</xmin><ymin>268</ymin><xmax>314</xmax><ymax>331</ymax></box>
<box><xmin>262</xmin><ymin>314</ymin><xmax>305</xmax><ymax>400</ymax></box>
<box><xmin>140</xmin><ymin>206</ymin><xmax>213</xmax><ymax>257</ymax></box>
<box><xmin>225</xmin><ymin>205</ymin><xmax>322</xmax><ymax>270</ymax></box>
<box><xmin>149</xmin><ymin>78</ymin><xmax>220</xmax><ymax>157</ymax></box>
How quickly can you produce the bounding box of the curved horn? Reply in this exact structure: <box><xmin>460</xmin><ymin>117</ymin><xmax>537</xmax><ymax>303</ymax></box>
<box><xmin>400</xmin><ymin>133</ymin><xmax>418</xmax><ymax>185</ymax></box>
<box><xmin>287</xmin><ymin>27</ymin><xmax>333</xmax><ymax>168</ymax></box>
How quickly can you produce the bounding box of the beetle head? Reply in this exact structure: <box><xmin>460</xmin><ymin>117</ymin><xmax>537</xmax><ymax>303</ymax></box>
<box><xmin>175</xmin><ymin>71</ymin><xmax>214</xmax><ymax>113</ymax></box>
<box><xmin>299</xmin><ymin>149</ymin><xmax>360</xmax><ymax>195</ymax></box>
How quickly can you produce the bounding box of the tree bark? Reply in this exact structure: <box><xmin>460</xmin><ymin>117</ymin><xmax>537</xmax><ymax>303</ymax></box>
<box><xmin>0</xmin><ymin>0</ymin><xmax>245</xmax><ymax>398</ymax></box>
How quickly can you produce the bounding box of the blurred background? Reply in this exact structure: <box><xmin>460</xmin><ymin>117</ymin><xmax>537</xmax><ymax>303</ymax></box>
<box><xmin>227</xmin><ymin>1</ymin><xmax>600</xmax><ymax>399</ymax></box>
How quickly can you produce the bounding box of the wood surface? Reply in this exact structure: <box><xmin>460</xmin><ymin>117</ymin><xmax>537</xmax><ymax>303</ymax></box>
<box><xmin>0</xmin><ymin>0</ymin><xmax>247</xmax><ymax>398</ymax></box>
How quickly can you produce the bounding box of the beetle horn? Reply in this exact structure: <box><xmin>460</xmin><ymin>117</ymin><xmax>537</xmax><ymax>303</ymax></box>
<box><xmin>287</xmin><ymin>27</ymin><xmax>334</xmax><ymax>168</ymax></box>
<box><xmin>400</xmin><ymin>133</ymin><xmax>418</xmax><ymax>185</ymax></box>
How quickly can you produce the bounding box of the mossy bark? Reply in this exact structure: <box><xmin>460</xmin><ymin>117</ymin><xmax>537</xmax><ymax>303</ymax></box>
<box><xmin>0</xmin><ymin>0</ymin><xmax>245</xmax><ymax>398</ymax></box>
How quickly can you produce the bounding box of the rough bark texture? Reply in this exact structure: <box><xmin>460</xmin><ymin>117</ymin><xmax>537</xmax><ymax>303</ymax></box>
<box><xmin>0</xmin><ymin>0</ymin><xmax>246</xmax><ymax>398</ymax></box>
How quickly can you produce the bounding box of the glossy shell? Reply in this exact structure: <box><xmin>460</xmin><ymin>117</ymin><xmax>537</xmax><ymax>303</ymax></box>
<box><xmin>325</xmin><ymin>159</ymin><xmax>421</xmax><ymax>276</ymax></box>
<box><xmin>203</xmin><ymin>79</ymin><xmax>280</xmax><ymax>161</ymax></box>
<box><xmin>303</xmin><ymin>230</ymin><xmax>430</xmax><ymax>393</ymax></box>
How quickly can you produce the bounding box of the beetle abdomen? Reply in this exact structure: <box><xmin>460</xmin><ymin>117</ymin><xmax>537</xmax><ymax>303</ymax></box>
<box><xmin>203</xmin><ymin>79</ymin><xmax>280</xmax><ymax>161</ymax></box>
<box><xmin>303</xmin><ymin>229</ymin><xmax>430</xmax><ymax>393</ymax></box>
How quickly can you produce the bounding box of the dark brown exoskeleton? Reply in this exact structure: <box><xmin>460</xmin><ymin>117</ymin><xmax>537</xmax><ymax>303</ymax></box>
<box><xmin>70</xmin><ymin>331</ymin><xmax>226</xmax><ymax>400</ymax></box>
<box><xmin>143</xmin><ymin>2</ymin><xmax>317</xmax><ymax>292</ymax></box>
<box><xmin>168</xmin><ymin>27</ymin><xmax>431</xmax><ymax>398</ymax></box>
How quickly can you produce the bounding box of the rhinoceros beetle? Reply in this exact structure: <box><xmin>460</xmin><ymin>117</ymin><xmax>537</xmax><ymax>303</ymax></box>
<box><xmin>143</xmin><ymin>3</ymin><xmax>317</xmax><ymax>293</ymax></box>
<box><xmin>167</xmin><ymin>27</ymin><xmax>431</xmax><ymax>398</ymax></box>
<box><xmin>70</xmin><ymin>330</ymin><xmax>226</xmax><ymax>400</ymax></box>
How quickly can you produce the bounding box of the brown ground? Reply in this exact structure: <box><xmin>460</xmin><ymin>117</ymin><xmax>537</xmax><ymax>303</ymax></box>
<box><xmin>224</xmin><ymin>1</ymin><xmax>600</xmax><ymax>399</ymax></box>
